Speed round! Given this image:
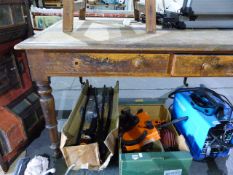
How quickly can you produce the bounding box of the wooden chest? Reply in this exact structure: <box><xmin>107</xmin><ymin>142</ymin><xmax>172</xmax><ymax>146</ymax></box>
<box><xmin>0</xmin><ymin>107</ymin><xmax>27</xmax><ymax>163</ymax></box>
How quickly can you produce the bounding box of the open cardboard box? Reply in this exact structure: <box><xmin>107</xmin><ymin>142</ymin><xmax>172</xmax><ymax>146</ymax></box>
<box><xmin>60</xmin><ymin>82</ymin><xmax>119</xmax><ymax>171</ymax></box>
<box><xmin>119</xmin><ymin>99</ymin><xmax>192</xmax><ymax>175</ymax></box>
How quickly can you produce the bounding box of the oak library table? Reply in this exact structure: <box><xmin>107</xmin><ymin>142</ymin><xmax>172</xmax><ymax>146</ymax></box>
<box><xmin>15</xmin><ymin>16</ymin><xmax>233</xmax><ymax>157</ymax></box>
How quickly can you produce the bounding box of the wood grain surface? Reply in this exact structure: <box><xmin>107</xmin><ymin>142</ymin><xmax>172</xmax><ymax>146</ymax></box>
<box><xmin>26</xmin><ymin>50</ymin><xmax>233</xmax><ymax>79</ymax></box>
<box><xmin>63</xmin><ymin>0</ymin><xmax>74</xmax><ymax>32</ymax></box>
<box><xmin>15</xmin><ymin>18</ymin><xmax>233</xmax><ymax>52</ymax></box>
<box><xmin>43</xmin><ymin>52</ymin><xmax>170</xmax><ymax>76</ymax></box>
<box><xmin>145</xmin><ymin>0</ymin><xmax>156</xmax><ymax>33</ymax></box>
<box><xmin>172</xmin><ymin>55</ymin><xmax>233</xmax><ymax>77</ymax></box>
<box><xmin>26</xmin><ymin>51</ymin><xmax>171</xmax><ymax>78</ymax></box>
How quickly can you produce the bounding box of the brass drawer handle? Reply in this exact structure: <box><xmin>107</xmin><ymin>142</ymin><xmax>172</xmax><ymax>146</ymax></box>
<box><xmin>133</xmin><ymin>59</ymin><xmax>143</xmax><ymax>68</ymax></box>
<box><xmin>201</xmin><ymin>63</ymin><xmax>212</xmax><ymax>71</ymax></box>
<box><xmin>103</xmin><ymin>57</ymin><xmax>109</xmax><ymax>62</ymax></box>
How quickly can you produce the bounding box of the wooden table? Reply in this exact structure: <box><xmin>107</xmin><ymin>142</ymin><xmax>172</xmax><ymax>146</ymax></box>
<box><xmin>15</xmin><ymin>17</ymin><xmax>233</xmax><ymax>157</ymax></box>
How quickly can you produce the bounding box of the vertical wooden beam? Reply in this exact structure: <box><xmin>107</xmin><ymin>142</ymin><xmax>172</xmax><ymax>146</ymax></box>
<box><xmin>36</xmin><ymin>80</ymin><xmax>61</xmax><ymax>158</ymax></box>
<box><xmin>79</xmin><ymin>0</ymin><xmax>87</xmax><ymax>20</ymax></box>
<box><xmin>63</xmin><ymin>0</ymin><xmax>74</xmax><ymax>32</ymax></box>
<box><xmin>133</xmin><ymin>0</ymin><xmax>140</xmax><ymax>21</ymax></box>
<box><xmin>145</xmin><ymin>0</ymin><xmax>156</xmax><ymax>33</ymax></box>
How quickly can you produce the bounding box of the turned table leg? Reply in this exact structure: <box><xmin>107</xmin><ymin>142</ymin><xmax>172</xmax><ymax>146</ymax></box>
<box><xmin>36</xmin><ymin>80</ymin><xmax>60</xmax><ymax>158</ymax></box>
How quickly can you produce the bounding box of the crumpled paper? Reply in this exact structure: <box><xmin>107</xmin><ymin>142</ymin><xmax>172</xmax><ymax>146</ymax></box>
<box><xmin>24</xmin><ymin>156</ymin><xmax>49</xmax><ymax>175</ymax></box>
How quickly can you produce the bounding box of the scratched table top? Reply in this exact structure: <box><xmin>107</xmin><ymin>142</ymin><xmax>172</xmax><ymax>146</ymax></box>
<box><xmin>15</xmin><ymin>17</ymin><xmax>233</xmax><ymax>52</ymax></box>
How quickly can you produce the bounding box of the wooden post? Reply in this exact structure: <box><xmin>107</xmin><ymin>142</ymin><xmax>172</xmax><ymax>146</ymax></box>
<box><xmin>63</xmin><ymin>0</ymin><xmax>74</xmax><ymax>32</ymax></box>
<box><xmin>145</xmin><ymin>0</ymin><xmax>156</xmax><ymax>33</ymax></box>
<box><xmin>133</xmin><ymin>0</ymin><xmax>140</xmax><ymax>21</ymax></box>
<box><xmin>79</xmin><ymin>0</ymin><xmax>87</xmax><ymax>20</ymax></box>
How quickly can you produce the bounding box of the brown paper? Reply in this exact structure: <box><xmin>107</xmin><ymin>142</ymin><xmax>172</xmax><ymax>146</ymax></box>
<box><xmin>60</xmin><ymin>82</ymin><xmax>119</xmax><ymax>171</ymax></box>
<box><xmin>60</xmin><ymin>128</ymin><xmax>118</xmax><ymax>171</ymax></box>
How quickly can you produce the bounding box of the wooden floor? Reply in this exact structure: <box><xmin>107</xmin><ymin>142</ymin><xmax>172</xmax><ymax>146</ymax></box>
<box><xmin>15</xmin><ymin>17</ymin><xmax>233</xmax><ymax>52</ymax></box>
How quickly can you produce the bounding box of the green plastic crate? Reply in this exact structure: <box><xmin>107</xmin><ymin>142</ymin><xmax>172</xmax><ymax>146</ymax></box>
<box><xmin>119</xmin><ymin>99</ymin><xmax>192</xmax><ymax>175</ymax></box>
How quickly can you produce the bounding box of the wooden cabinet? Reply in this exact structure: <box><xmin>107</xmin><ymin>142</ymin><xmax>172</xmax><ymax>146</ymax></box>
<box><xmin>0</xmin><ymin>52</ymin><xmax>22</xmax><ymax>95</ymax></box>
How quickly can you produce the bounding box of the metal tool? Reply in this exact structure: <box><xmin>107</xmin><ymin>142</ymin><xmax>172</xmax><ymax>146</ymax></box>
<box><xmin>76</xmin><ymin>85</ymin><xmax>114</xmax><ymax>161</ymax></box>
<box><xmin>120</xmin><ymin>109</ymin><xmax>187</xmax><ymax>152</ymax></box>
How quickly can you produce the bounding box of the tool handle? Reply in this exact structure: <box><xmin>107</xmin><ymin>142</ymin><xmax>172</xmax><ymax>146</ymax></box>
<box><xmin>158</xmin><ymin>116</ymin><xmax>188</xmax><ymax>129</ymax></box>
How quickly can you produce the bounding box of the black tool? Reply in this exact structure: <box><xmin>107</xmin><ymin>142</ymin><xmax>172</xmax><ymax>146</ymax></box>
<box><xmin>158</xmin><ymin>116</ymin><xmax>188</xmax><ymax>129</ymax></box>
<box><xmin>76</xmin><ymin>87</ymin><xmax>90</xmax><ymax>145</ymax></box>
<box><xmin>104</xmin><ymin>88</ymin><xmax>114</xmax><ymax>139</ymax></box>
<box><xmin>119</xmin><ymin>108</ymin><xmax>139</xmax><ymax>133</ymax></box>
<box><xmin>76</xmin><ymin>84</ymin><xmax>114</xmax><ymax>161</ymax></box>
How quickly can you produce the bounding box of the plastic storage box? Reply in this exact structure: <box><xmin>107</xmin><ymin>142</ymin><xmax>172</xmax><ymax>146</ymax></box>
<box><xmin>119</xmin><ymin>99</ymin><xmax>192</xmax><ymax>175</ymax></box>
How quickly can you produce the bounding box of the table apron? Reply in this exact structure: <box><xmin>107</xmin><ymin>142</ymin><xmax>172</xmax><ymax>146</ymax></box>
<box><xmin>26</xmin><ymin>51</ymin><xmax>233</xmax><ymax>80</ymax></box>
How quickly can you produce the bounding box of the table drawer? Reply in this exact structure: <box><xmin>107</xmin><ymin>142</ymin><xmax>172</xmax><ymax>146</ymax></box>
<box><xmin>45</xmin><ymin>53</ymin><xmax>170</xmax><ymax>76</ymax></box>
<box><xmin>171</xmin><ymin>55</ymin><xmax>233</xmax><ymax>77</ymax></box>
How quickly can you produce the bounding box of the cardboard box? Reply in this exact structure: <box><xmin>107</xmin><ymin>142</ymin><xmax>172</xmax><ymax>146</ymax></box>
<box><xmin>119</xmin><ymin>99</ymin><xmax>192</xmax><ymax>175</ymax></box>
<box><xmin>60</xmin><ymin>82</ymin><xmax>119</xmax><ymax>171</ymax></box>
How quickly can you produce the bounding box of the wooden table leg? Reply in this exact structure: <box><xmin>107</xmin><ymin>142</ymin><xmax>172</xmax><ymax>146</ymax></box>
<box><xmin>79</xmin><ymin>0</ymin><xmax>87</xmax><ymax>20</ymax></box>
<box><xmin>145</xmin><ymin>0</ymin><xmax>156</xmax><ymax>33</ymax></box>
<box><xmin>63</xmin><ymin>0</ymin><xmax>74</xmax><ymax>32</ymax></box>
<box><xmin>36</xmin><ymin>80</ymin><xmax>60</xmax><ymax>158</ymax></box>
<box><xmin>133</xmin><ymin>0</ymin><xmax>140</xmax><ymax>21</ymax></box>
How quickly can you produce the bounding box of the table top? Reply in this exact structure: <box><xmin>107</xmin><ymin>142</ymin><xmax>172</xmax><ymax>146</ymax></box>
<box><xmin>15</xmin><ymin>17</ymin><xmax>233</xmax><ymax>52</ymax></box>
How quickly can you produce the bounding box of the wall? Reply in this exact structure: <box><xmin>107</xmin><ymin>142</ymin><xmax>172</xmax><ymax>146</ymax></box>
<box><xmin>51</xmin><ymin>77</ymin><xmax>233</xmax><ymax>111</ymax></box>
